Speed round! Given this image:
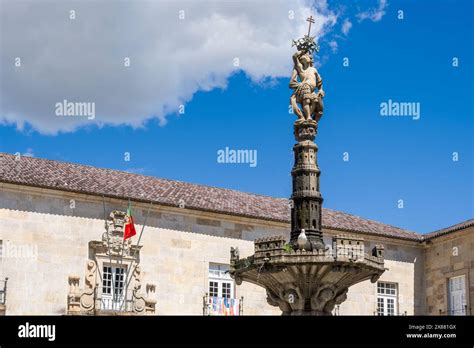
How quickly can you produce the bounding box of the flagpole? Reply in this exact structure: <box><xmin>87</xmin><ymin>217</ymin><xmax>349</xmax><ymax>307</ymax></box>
<box><xmin>102</xmin><ymin>195</ymin><xmax>116</xmax><ymax>311</ymax></box>
<box><xmin>119</xmin><ymin>200</ymin><xmax>153</xmax><ymax>311</ymax></box>
<box><xmin>118</xmin><ymin>198</ymin><xmax>131</xmax><ymax>311</ymax></box>
<box><xmin>131</xmin><ymin>201</ymin><xmax>152</xmax><ymax>257</ymax></box>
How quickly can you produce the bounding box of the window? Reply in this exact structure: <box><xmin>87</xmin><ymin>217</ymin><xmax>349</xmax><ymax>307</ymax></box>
<box><xmin>448</xmin><ymin>275</ymin><xmax>466</xmax><ymax>315</ymax></box>
<box><xmin>208</xmin><ymin>263</ymin><xmax>234</xmax><ymax>299</ymax></box>
<box><xmin>377</xmin><ymin>282</ymin><xmax>398</xmax><ymax>316</ymax></box>
<box><xmin>0</xmin><ymin>278</ymin><xmax>6</xmax><ymax>305</ymax></box>
<box><xmin>222</xmin><ymin>282</ymin><xmax>232</xmax><ymax>298</ymax></box>
<box><xmin>209</xmin><ymin>281</ymin><xmax>219</xmax><ymax>297</ymax></box>
<box><xmin>101</xmin><ymin>265</ymin><xmax>127</xmax><ymax>310</ymax></box>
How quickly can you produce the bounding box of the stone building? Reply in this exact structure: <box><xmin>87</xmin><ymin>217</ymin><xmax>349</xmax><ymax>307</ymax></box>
<box><xmin>0</xmin><ymin>153</ymin><xmax>472</xmax><ymax>315</ymax></box>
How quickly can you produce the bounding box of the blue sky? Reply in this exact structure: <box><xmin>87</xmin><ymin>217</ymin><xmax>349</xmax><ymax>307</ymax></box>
<box><xmin>0</xmin><ymin>0</ymin><xmax>472</xmax><ymax>233</ymax></box>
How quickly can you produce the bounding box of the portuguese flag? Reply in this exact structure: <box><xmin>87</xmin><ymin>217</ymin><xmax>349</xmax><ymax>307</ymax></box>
<box><xmin>124</xmin><ymin>204</ymin><xmax>136</xmax><ymax>240</ymax></box>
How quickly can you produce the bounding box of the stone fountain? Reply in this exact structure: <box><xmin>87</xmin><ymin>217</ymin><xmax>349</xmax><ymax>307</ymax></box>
<box><xmin>229</xmin><ymin>17</ymin><xmax>386</xmax><ymax>316</ymax></box>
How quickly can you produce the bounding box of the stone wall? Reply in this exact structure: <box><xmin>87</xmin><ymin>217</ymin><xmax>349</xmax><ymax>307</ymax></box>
<box><xmin>335</xmin><ymin>237</ymin><xmax>424</xmax><ymax>315</ymax></box>
<box><xmin>0</xmin><ymin>183</ymin><xmax>423</xmax><ymax>315</ymax></box>
<box><xmin>424</xmin><ymin>226</ymin><xmax>474</xmax><ymax>315</ymax></box>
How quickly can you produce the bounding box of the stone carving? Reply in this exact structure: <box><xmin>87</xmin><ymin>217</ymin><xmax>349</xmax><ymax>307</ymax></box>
<box><xmin>290</xmin><ymin>52</ymin><xmax>324</xmax><ymax>122</ymax></box>
<box><xmin>103</xmin><ymin>210</ymin><xmax>132</xmax><ymax>257</ymax></box>
<box><xmin>372</xmin><ymin>244</ymin><xmax>385</xmax><ymax>258</ymax></box>
<box><xmin>333</xmin><ymin>235</ymin><xmax>365</xmax><ymax>261</ymax></box>
<box><xmin>67</xmin><ymin>276</ymin><xmax>81</xmax><ymax>314</ymax></box>
<box><xmin>130</xmin><ymin>266</ymin><xmax>157</xmax><ymax>315</ymax></box>
<box><xmin>67</xmin><ymin>261</ymin><xmax>156</xmax><ymax>316</ymax></box>
<box><xmin>66</xmin><ymin>210</ymin><xmax>156</xmax><ymax>315</ymax></box>
<box><xmin>290</xmin><ymin>121</ymin><xmax>324</xmax><ymax>251</ymax></box>
<box><xmin>145</xmin><ymin>283</ymin><xmax>157</xmax><ymax>314</ymax></box>
<box><xmin>79</xmin><ymin>260</ymin><xmax>97</xmax><ymax>313</ymax></box>
<box><xmin>288</xmin><ymin>19</ymin><xmax>327</xmax><ymax>252</ymax></box>
<box><xmin>289</xmin><ymin>19</ymin><xmax>325</xmax><ymax>123</ymax></box>
<box><xmin>232</xmin><ymin>235</ymin><xmax>384</xmax><ymax>315</ymax></box>
<box><xmin>131</xmin><ymin>266</ymin><xmax>146</xmax><ymax>314</ymax></box>
<box><xmin>266</xmin><ymin>289</ymin><xmax>292</xmax><ymax>314</ymax></box>
<box><xmin>322</xmin><ymin>287</ymin><xmax>348</xmax><ymax>314</ymax></box>
<box><xmin>262</xmin><ymin>236</ymin><xmax>376</xmax><ymax>303</ymax></box>
<box><xmin>230</xmin><ymin>247</ymin><xmax>240</xmax><ymax>262</ymax></box>
<box><xmin>229</xmin><ymin>18</ymin><xmax>385</xmax><ymax>315</ymax></box>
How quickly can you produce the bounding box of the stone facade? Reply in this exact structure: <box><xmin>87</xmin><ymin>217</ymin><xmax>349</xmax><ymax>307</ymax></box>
<box><xmin>424</xmin><ymin>226</ymin><xmax>474</xmax><ymax>315</ymax></box>
<box><xmin>0</xmin><ymin>182</ymin><xmax>472</xmax><ymax>315</ymax></box>
<box><xmin>0</xmin><ymin>183</ymin><xmax>283</xmax><ymax>315</ymax></box>
<box><xmin>66</xmin><ymin>210</ymin><xmax>157</xmax><ymax>315</ymax></box>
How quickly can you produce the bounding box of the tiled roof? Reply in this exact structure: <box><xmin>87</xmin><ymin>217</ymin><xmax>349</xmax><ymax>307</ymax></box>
<box><xmin>423</xmin><ymin>219</ymin><xmax>474</xmax><ymax>240</ymax></box>
<box><xmin>0</xmin><ymin>152</ymin><xmax>424</xmax><ymax>241</ymax></box>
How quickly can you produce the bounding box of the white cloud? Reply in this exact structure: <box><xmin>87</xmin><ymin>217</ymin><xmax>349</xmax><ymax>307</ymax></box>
<box><xmin>23</xmin><ymin>148</ymin><xmax>34</xmax><ymax>157</ymax></box>
<box><xmin>0</xmin><ymin>1</ymin><xmax>389</xmax><ymax>136</ymax></box>
<box><xmin>0</xmin><ymin>0</ymin><xmax>340</xmax><ymax>134</ymax></box>
<box><xmin>357</xmin><ymin>0</ymin><xmax>387</xmax><ymax>22</ymax></box>
<box><xmin>124</xmin><ymin>167</ymin><xmax>147</xmax><ymax>175</ymax></box>
<box><xmin>342</xmin><ymin>19</ymin><xmax>352</xmax><ymax>35</ymax></box>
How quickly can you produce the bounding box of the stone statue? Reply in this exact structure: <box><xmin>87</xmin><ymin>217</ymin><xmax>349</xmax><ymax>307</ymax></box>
<box><xmin>230</xmin><ymin>247</ymin><xmax>240</xmax><ymax>261</ymax></box>
<box><xmin>289</xmin><ymin>17</ymin><xmax>325</xmax><ymax>123</ymax></box>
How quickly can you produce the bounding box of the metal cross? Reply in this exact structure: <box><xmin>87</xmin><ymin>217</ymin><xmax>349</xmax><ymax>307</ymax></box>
<box><xmin>306</xmin><ymin>15</ymin><xmax>315</xmax><ymax>36</ymax></box>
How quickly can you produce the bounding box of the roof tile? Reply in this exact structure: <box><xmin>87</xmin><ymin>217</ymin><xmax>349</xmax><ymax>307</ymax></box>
<box><xmin>0</xmin><ymin>153</ymin><xmax>422</xmax><ymax>240</ymax></box>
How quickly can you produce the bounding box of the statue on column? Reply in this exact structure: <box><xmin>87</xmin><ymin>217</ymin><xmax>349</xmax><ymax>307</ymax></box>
<box><xmin>289</xmin><ymin>16</ymin><xmax>325</xmax><ymax>124</ymax></box>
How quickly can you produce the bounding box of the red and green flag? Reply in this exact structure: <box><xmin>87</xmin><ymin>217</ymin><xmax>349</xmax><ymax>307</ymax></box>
<box><xmin>124</xmin><ymin>204</ymin><xmax>136</xmax><ymax>240</ymax></box>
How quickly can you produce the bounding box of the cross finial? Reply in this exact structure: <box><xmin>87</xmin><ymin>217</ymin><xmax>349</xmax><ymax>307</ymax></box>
<box><xmin>306</xmin><ymin>15</ymin><xmax>315</xmax><ymax>36</ymax></box>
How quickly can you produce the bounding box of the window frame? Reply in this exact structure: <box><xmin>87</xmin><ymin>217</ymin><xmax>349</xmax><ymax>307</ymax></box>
<box><xmin>101</xmin><ymin>264</ymin><xmax>128</xmax><ymax>310</ymax></box>
<box><xmin>448</xmin><ymin>275</ymin><xmax>467</xmax><ymax>315</ymax></box>
<box><xmin>376</xmin><ymin>282</ymin><xmax>398</xmax><ymax>316</ymax></box>
<box><xmin>208</xmin><ymin>263</ymin><xmax>234</xmax><ymax>299</ymax></box>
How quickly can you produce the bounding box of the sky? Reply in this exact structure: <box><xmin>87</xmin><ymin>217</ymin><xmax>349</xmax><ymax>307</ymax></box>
<box><xmin>0</xmin><ymin>0</ymin><xmax>472</xmax><ymax>233</ymax></box>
